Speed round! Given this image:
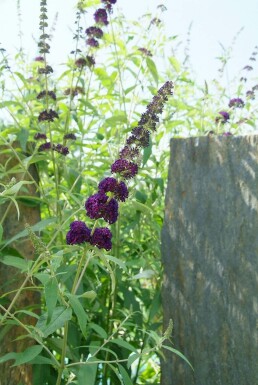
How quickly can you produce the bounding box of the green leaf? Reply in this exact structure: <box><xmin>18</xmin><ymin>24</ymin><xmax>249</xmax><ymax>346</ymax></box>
<box><xmin>36</xmin><ymin>307</ymin><xmax>72</xmax><ymax>337</ymax></box>
<box><xmin>0</xmin><ymin>345</ymin><xmax>43</xmax><ymax>366</ymax></box>
<box><xmin>0</xmin><ymin>255</ymin><xmax>29</xmax><ymax>271</ymax></box>
<box><xmin>131</xmin><ymin>269</ymin><xmax>155</xmax><ymax>280</ymax></box>
<box><xmin>127</xmin><ymin>353</ymin><xmax>140</xmax><ymax>369</ymax></box>
<box><xmin>169</xmin><ymin>56</ymin><xmax>181</xmax><ymax>73</ymax></box>
<box><xmin>105</xmin><ymin>115</ymin><xmax>127</xmax><ymax>127</ymax></box>
<box><xmin>163</xmin><ymin>345</ymin><xmax>194</xmax><ymax>370</ymax></box>
<box><xmin>143</xmin><ymin>143</ymin><xmax>152</xmax><ymax>166</ymax></box>
<box><xmin>12</xmin><ymin>345</ymin><xmax>43</xmax><ymax>367</ymax></box>
<box><xmin>79</xmin><ymin>290</ymin><xmax>97</xmax><ymax>300</ymax></box>
<box><xmin>118</xmin><ymin>364</ymin><xmax>133</xmax><ymax>385</ymax></box>
<box><xmin>103</xmin><ymin>254</ymin><xmax>127</xmax><ymax>271</ymax></box>
<box><xmin>2</xmin><ymin>181</ymin><xmax>33</xmax><ymax>196</ymax></box>
<box><xmin>45</xmin><ymin>277</ymin><xmax>58</xmax><ymax>322</ymax></box>
<box><xmin>4</xmin><ymin>218</ymin><xmax>56</xmax><ymax>247</ymax></box>
<box><xmin>89</xmin><ymin>323</ymin><xmax>107</xmax><ymax>339</ymax></box>
<box><xmin>77</xmin><ymin>363</ymin><xmax>98</xmax><ymax>385</ymax></box>
<box><xmin>111</xmin><ymin>338</ymin><xmax>137</xmax><ymax>353</ymax></box>
<box><xmin>146</xmin><ymin>57</ymin><xmax>159</xmax><ymax>85</ymax></box>
<box><xmin>0</xmin><ymin>224</ymin><xmax>3</xmax><ymax>242</ymax></box>
<box><xmin>68</xmin><ymin>294</ymin><xmax>88</xmax><ymax>338</ymax></box>
<box><xmin>28</xmin><ymin>355</ymin><xmax>55</xmax><ymax>365</ymax></box>
<box><xmin>0</xmin><ymin>352</ymin><xmax>17</xmax><ymax>364</ymax></box>
<box><xmin>17</xmin><ymin>128</ymin><xmax>29</xmax><ymax>152</ymax></box>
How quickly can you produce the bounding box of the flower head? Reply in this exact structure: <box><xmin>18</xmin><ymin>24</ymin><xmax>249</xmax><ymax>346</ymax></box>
<box><xmin>86</xmin><ymin>38</ymin><xmax>99</xmax><ymax>48</ymax></box>
<box><xmin>38</xmin><ymin>109</ymin><xmax>59</xmax><ymax>122</ymax></box>
<box><xmin>37</xmin><ymin>90</ymin><xmax>56</xmax><ymax>100</ymax></box>
<box><xmin>94</xmin><ymin>8</ymin><xmax>109</xmax><ymax>25</ymax></box>
<box><xmin>243</xmin><ymin>65</ymin><xmax>253</xmax><ymax>71</ymax></box>
<box><xmin>90</xmin><ymin>227</ymin><xmax>112</xmax><ymax>250</ymax></box>
<box><xmin>63</xmin><ymin>133</ymin><xmax>77</xmax><ymax>140</ymax></box>
<box><xmin>98</xmin><ymin>177</ymin><xmax>129</xmax><ymax>202</ymax></box>
<box><xmin>246</xmin><ymin>90</ymin><xmax>255</xmax><ymax>99</ymax></box>
<box><xmin>85</xmin><ymin>26</ymin><xmax>104</xmax><ymax>39</ymax></box>
<box><xmin>85</xmin><ymin>192</ymin><xmax>119</xmax><ymax>224</ymax></box>
<box><xmin>215</xmin><ymin>111</ymin><xmax>230</xmax><ymax>124</ymax></box>
<box><xmin>66</xmin><ymin>221</ymin><xmax>91</xmax><ymax>245</ymax></box>
<box><xmin>228</xmin><ymin>98</ymin><xmax>244</xmax><ymax>108</ymax></box>
<box><xmin>111</xmin><ymin>159</ymin><xmax>138</xmax><ymax>179</ymax></box>
<box><xmin>38</xmin><ymin>65</ymin><xmax>53</xmax><ymax>74</ymax></box>
<box><xmin>38</xmin><ymin>142</ymin><xmax>51</xmax><ymax>152</ymax></box>
<box><xmin>34</xmin><ymin>133</ymin><xmax>47</xmax><ymax>140</ymax></box>
<box><xmin>53</xmin><ymin>143</ymin><xmax>69</xmax><ymax>156</ymax></box>
<box><xmin>75</xmin><ymin>56</ymin><xmax>95</xmax><ymax>68</ymax></box>
<box><xmin>34</xmin><ymin>56</ymin><xmax>44</xmax><ymax>62</ymax></box>
<box><xmin>138</xmin><ymin>47</ymin><xmax>153</xmax><ymax>57</ymax></box>
<box><xmin>119</xmin><ymin>145</ymin><xmax>140</xmax><ymax>162</ymax></box>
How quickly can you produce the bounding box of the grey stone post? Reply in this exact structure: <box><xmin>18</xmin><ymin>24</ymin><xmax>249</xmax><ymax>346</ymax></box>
<box><xmin>161</xmin><ymin>135</ymin><xmax>258</xmax><ymax>385</ymax></box>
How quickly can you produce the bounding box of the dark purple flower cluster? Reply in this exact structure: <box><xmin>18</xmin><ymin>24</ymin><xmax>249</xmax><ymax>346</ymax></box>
<box><xmin>66</xmin><ymin>221</ymin><xmax>91</xmax><ymax>245</ymax></box>
<box><xmin>111</xmin><ymin>159</ymin><xmax>138</xmax><ymax>179</ymax></box>
<box><xmin>101</xmin><ymin>0</ymin><xmax>117</xmax><ymax>13</ymax></box>
<box><xmin>38</xmin><ymin>142</ymin><xmax>51</xmax><ymax>152</ymax></box>
<box><xmin>98</xmin><ymin>177</ymin><xmax>129</xmax><ymax>201</ymax></box>
<box><xmin>34</xmin><ymin>133</ymin><xmax>47</xmax><ymax>140</ymax></box>
<box><xmin>85</xmin><ymin>192</ymin><xmax>118</xmax><ymax>224</ymax></box>
<box><xmin>228</xmin><ymin>98</ymin><xmax>245</xmax><ymax>108</ymax></box>
<box><xmin>34</xmin><ymin>56</ymin><xmax>44</xmax><ymax>62</ymax></box>
<box><xmin>246</xmin><ymin>90</ymin><xmax>255</xmax><ymax>99</ymax></box>
<box><xmin>53</xmin><ymin>144</ymin><xmax>69</xmax><ymax>156</ymax></box>
<box><xmin>66</xmin><ymin>221</ymin><xmax>112</xmax><ymax>250</ymax></box>
<box><xmin>86</xmin><ymin>38</ymin><xmax>99</xmax><ymax>48</ymax></box>
<box><xmin>66</xmin><ymin>81</ymin><xmax>173</xmax><ymax>251</ymax></box>
<box><xmin>63</xmin><ymin>133</ymin><xmax>77</xmax><ymax>140</ymax></box>
<box><xmin>75</xmin><ymin>56</ymin><xmax>96</xmax><ymax>68</ymax></box>
<box><xmin>94</xmin><ymin>8</ymin><xmax>109</xmax><ymax>25</ymax></box>
<box><xmin>215</xmin><ymin>111</ymin><xmax>230</xmax><ymax>124</ymax></box>
<box><xmin>85</xmin><ymin>26</ymin><xmax>104</xmax><ymax>39</ymax></box>
<box><xmin>91</xmin><ymin>227</ymin><xmax>112</xmax><ymax>250</ymax></box>
<box><xmin>37</xmin><ymin>90</ymin><xmax>56</xmax><ymax>100</ymax></box>
<box><xmin>38</xmin><ymin>109</ymin><xmax>59</xmax><ymax>122</ymax></box>
<box><xmin>138</xmin><ymin>48</ymin><xmax>153</xmax><ymax>57</ymax></box>
<box><xmin>243</xmin><ymin>65</ymin><xmax>253</xmax><ymax>71</ymax></box>
<box><xmin>38</xmin><ymin>65</ymin><xmax>53</xmax><ymax>75</ymax></box>
<box><xmin>64</xmin><ymin>87</ymin><xmax>84</xmax><ymax>97</ymax></box>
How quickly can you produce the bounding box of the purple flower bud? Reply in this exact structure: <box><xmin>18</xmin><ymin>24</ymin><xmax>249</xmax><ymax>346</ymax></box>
<box><xmin>138</xmin><ymin>47</ymin><xmax>153</xmax><ymax>57</ymax></box>
<box><xmin>34</xmin><ymin>133</ymin><xmax>47</xmax><ymax>140</ymax></box>
<box><xmin>246</xmin><ymin>90</ymin><xmax>255</xmax><ymax>99</ymax></box>
<box><xmin>63</xmin><ymin>133</ymin><xmax>77</xmax><ymax>140</ymax></box>
<box><xmin>38</xmin><ymin>142</ymin><xmax>51</xmax><ymax>152</ymax></box>
<box><xmin>243</xmin><ymin>65</ymin><xmax>253</xmax><ymax>71</ymax></box>
<box><xmin>90</xmin><ymin>227</ymin><xmax>112</xmax><ymax>250</ymax></box>
<box><xmin>223</xmin><ymin>132</ymin><xmax>233</xmax><ymax>136</ymax></box>
<box><xmin>85</xmin><ymin>26</ymin><xmax>104</xmax><ymax>39</ymax></box>
<box><xmin>111</xmin><ymin>159</ymin><xmax>138</xmax><ymax>179</ymax></box>
<box><xmin>38</xmin><ymin>109</ymin><xmax>59</xmax><ymax>122</ymax></box>
<box><xmin>66</xmin><ymin>221</ymin><xmax>91</xmax><ymax>245</ymax></box>
<box><xmin>75</xmin><ymin>56</ymin><xmax>95</xmax><ymax>68</ymax></box>
<box><xmin>215</xmin><ymin>111</ymin><xmax>230</xmax><ymax>124</ymax></box>
<box><xmin>228</xmin><ymin>98</ymin><xmax>244</xmax><ymax>108</ymax></box>
<box><xmin>86</xmin><ymin>38</ymin><xmax>99</xmax><ymax>48</ymax></box>
<box><xmin>34</xmin><ymin>56</ymin><xmax>44</xmax><ymax>62</ymax></box>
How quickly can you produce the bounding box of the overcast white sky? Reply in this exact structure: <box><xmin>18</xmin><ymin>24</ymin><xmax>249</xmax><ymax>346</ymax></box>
<box><xmin>0</xmin><ymin>0</ymin><xmax>257</xmax><ymax>83</ymax></box>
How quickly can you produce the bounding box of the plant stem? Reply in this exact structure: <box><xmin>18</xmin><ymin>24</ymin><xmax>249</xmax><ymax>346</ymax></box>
<box><xmin>55</xmin><ymin>248</ymin><xmax>91</xmax><ymax>385</ymax></box>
